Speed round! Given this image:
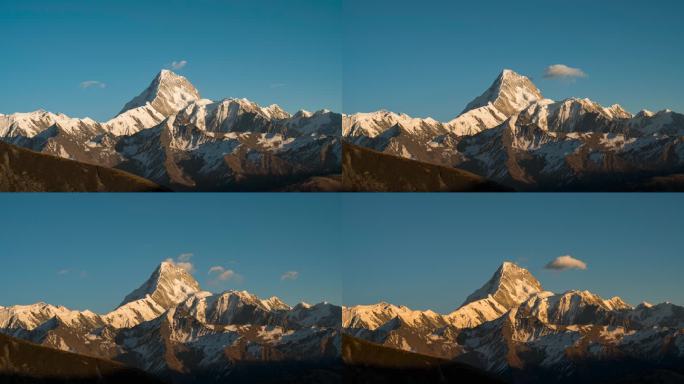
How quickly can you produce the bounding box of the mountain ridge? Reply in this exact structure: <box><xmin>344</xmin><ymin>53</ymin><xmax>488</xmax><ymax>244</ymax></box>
<box><xmin>343</xmin><ymin>261</ymin><xmax>684</xmax><ymax>383</ymax></box>
<box><xmin>0</xmin><ymin>260</ymin><xmax>340</xmax><ymax>383</ymax></box>
<box><xmin>1</xmin><ymin>261</ymin><xmax>327</xmax><ymax>330</ymax></box>
<box><xmin>342</xmin><ymin>142</ymin><xmax>510</xmax><ymax>192</ymax></box>
<box><xmin>0</xmin><ymin>141</ymin><xmax>164</xmax><ymax>192</ymax></box>
<box><xmin>1</xmin><ymin>70</ymin><xmax>341</xmax><ymax>191</ymax></box>
<box><xmin>0</xmin><ymin>332</ymin><xmax>165</xmax><ymax>384</ymax></box>
<box><xmin>343</xmin><ymin>69</ymin><xmax>684</xmax><ymax>191</ymax></box>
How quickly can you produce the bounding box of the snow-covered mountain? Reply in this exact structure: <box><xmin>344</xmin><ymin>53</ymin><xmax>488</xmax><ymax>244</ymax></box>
<box><xmin>343</xmin><ymin>69</ymin><xmax>684</xmax><ymax>191</ymax></box>
<box><xmin>0</xmin><ymin>261</ymin><xmax>340</xmax><ymax>383</ymax></box>
<box><xmin>343</xmin><ymin>302</ymin><xmax>463</xmax><ymax>358</ymax></box>
<box><xmin>119</xmin><ymin>261</ymin><xmax>201</xmax><ymax>309</ymax></box>
<box><xmin>448</xmin><ymin>262</ymin><xmax>543</xmax><ymax>328</ymax></box>
<box><xmin>0</xmin><ymin>70</ymin><xmax>341</xmax><ymax>191</ymax></box>
<box><xmin>448</xmin><ymin>69</ymin><xmax>543</xmax><ymax>136</ymax></box>
<box><xmin>343</xmin><ymin>262</ymin><xmax>684</xmax><ymax>383</ymax></box>
<box><xmin>342</xmin><ymin>262</ymin><xmax>544</xmax><ymax>358</ymax></box>
<box><xmin>103</xmin><ymin>261</ymin><xmax>201</xmax><ymax>328</ymax></box>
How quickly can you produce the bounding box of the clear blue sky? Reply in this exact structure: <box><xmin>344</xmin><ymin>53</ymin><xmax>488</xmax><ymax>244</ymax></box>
<box><xmin>0</xmin><ymin>0</ymin><xmax>341</xmax><ymax>121</ymax></box>
<box><xmin>0</xmin><ymin>194</ymin><xmax>341</xmax><ymax>313</ymax></box>
<box><xmin>341</xmin><ymin>194</ymin><xmax>684</xmax><ymax>313</ymax></box>
<box><xmin>343</xmin><ymin>0</ymin><xmax>684</xmax><ymax>121</ymax></box>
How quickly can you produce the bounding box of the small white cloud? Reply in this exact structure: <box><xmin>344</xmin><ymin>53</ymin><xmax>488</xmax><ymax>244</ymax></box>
<box><xmin>208</xmin><ymin>265</ymin><xmax>241</xmax><ymax>281</ymax></box>
<box><xmin>543</xmin><ymin>64</ymin><xmax>587</xmax><ymax>79</ymax></box>
<box><xmin>281</xmin><ymin>271</ymin><xmax>299</xmax><ymax>281</ymax></box>
<box><xmin>57</xmin><ymin>269</ymin><xmax>88</xmax><ymax>278</ymax></box>
<box><xmin>218</xmin><ymin>270</ymin><xmax>236</xmax><ymax>281</ymax></box>
<box><xmin>80</xmin><ymin>80</ymin><xmax>106</xmax><ymax>89</ymax></box>
<box><xmin>170</xmin><ymin>60</ymin><xmax>187</xmax><ymax>70</ymax></box>
<box><xmin>165</xmin><ymin>253</ymin><xmax>195</xmax><ymax>273</ymax></box>
<box><xmin>545</xmin><ymin>255</ymin><xmax>588</xmax><ymax>271</ymax></box>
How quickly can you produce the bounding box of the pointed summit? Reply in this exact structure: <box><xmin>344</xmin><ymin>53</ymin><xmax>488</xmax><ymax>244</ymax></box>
<box><xmin>462</xmin><ymin>261</ymin><xmax>542</xmax><ymax>309</ymax></box>
<box><xmin>118</xmin><ymin>70</ymin><xmax>201</xmax><ymax>116</ymax></box>
<box><xmin>118</xmin><ymin>261</ymin><xmax>201</xmax><ymax>310</ymax></box>
<box><xmin>462</xmin><ymin>69</ymin><xmax>543</xmax><ymax>116</ymax></box>
<box><xmin>447</xmin><ymin>262</ymin><xmax>542</xmax><ymax>328</ymax></box>
<box><xmin>104</xmin><ymin>70</ymin><xmax>201</xmax><ymax>135</ymax></box>
<box><xmin>447</xmin><ymin>69</ymin><xmax>543</xmax><ymax>135</ymax></box>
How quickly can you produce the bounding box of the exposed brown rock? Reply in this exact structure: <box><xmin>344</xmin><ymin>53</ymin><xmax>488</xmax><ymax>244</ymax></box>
<box><xmin>342</xmin><ymin>142</ymin><xmax>511</xmax><ymax>192</ymax></box>
<box><xmin>0</xmin><ymin>141</ymin><xmax>164</xmax><ymax>192</ymax></box>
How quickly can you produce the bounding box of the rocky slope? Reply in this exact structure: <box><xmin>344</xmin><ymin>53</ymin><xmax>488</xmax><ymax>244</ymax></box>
<box><xmin>343</xmin><ymin>334</ymin><xmax>506</xmax><ymax>384</ymax></box>
<box><xmin>0</xmin><ymin>333</ymin><xmax>165</xmax><ymax>384</ymax></box>
<box><xmin>0</xmin><ymin>70</ymin><xmax>340</xmax><ymax>191</ymax></box>
<box><xmin>0</xmin><ymin>262</ymin><xmax>341</xmax><ymax>383</ymax></box>
<box><xmin>0</xmin><ymin>141</ymin><xmax>163</xmax><ymax>192</ymax></box>
<box><xmin>342</xmin><ymin>143</ymin><xmax>510</xmax><ymax>191</ymax></box>
<box><xmin>343</xmin><ymin>262</ymin><xmax>684</xmax><ymax>383</ymax></box>
<box><xmin>277</xmin><ymin>174</ymin><xmax>343</xmax><ymax>192</ymax></box>
<box><xmin>343</xmin><ymin>69</ymin><xmax>684</xmax><ymax>191</ymax></box>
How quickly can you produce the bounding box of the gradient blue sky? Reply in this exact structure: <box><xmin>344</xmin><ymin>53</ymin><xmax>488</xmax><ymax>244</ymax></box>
<box><xmin>0</xmin><ymin>194</ymin><xmax>341</xmax><ymax>313</ymax></box>
<box><xmin>343</xmin><ymin>0</ymin><xmax>684</xmax><ymax>121</ymax></box>
<box><xmin>0</xmin><ymin>0</ymin><xmax>341</xmax><ymax>121</ymax></box>
<box><xmin>341</xmin><ymin>194</ymin><xmax>684</xmax><ymax>313</ymax></box>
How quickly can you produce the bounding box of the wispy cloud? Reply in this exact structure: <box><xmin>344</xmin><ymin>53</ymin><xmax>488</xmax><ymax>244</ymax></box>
<box><xmin>280</xmin><ymin>271</ymin><xmax>299</xmax><ymax>281</ymax></box>
<box><xmin>208</xmin><ymin>265</ymin><xmax>242</xmax><ymax>282</ymax></box>
<box><xmin>543</xmin><ymin>64</ymin><xmax>587</xmax><ymax>80</ymax></box>
<box><xmin>79</xmin><ymin>80</ymin><xmax>106</xmax><ymax>89</ymax></box>
<box><xmin>170</xmin><ymin>60</ymin><xmax>188</xmax><ymax>70</ymax></box>
<box><xmin>270</xmin><ymin>83</ymin><xmax>286</xmax><ymax>89</ymax></box>
<box><xmin>545</xmin><ymin>255</ymin><xmax>588</xmax><ymax>271</ymax></box>
<box><xmin>57</xmin><ymin>269</ymin><xmax>88</xmax><ymax>278</ymax></box>
<box><xmin>165</xmin><ymin>253</ymin><xmax>195</xmax><ymax>273</ymax></box>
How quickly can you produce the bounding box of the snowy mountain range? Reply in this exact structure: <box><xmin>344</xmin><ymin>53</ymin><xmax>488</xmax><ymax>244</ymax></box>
<box><xmin>0</xmin><ymin>70</ymin><xmax>341</xmax><ymax>191</ymax></box>
<box><xmin>343</xmin><ymin>70</ymin><xmax>684</xmax><ymax>191</ymax></box>
<box><xmin>0</xmin><ymin>261</ymin><xmax>341</xmax><ymax>383</ymax></box>
<box><xmin>343</xmin><ymin>262</ymin><xmax>684</xmax><ymax>383</ymax></box>
<box><xmin>0</xmin><ymin>263</ymin><xmax>681</xmax><ymax>383</ymax></box>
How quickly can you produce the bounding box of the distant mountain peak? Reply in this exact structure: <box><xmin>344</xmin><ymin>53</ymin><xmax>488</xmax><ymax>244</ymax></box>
<box><xmin>461</xmin><ymin>261</ymin><xmax>542</xmax><ymax>309</ymax></box>
<box><xmin>158</xmin><ymin>68</ymin><xmax>175</xmax><ymax>77</ymax></box>
<box><xmin>604</xmin><ymin>295</ymin><xmax>631</xmax><ymax>310</ymax></box>
<box><xmin>295</xmin><ymin>301</ymin><xmax>312</xmax><ymax>309</ymax></box>
<box><xmin>219</xmin><ymin>290</ymin><xmax>291</xmax><ymax>311</ymax></box>
<box><xmin>118</xmin><ymin>70</ymin><xmax>201</xmax><ymax>116</ymax></box>
<box><xmin>636</xmin><ymin>109</ymin><xmax>655</xmax><ymax>118</ymax></box>
<box><xmin>261</xmin><ymin>296</ymin><xmax>290</xmax><ymax>311</ymax></box>
<box><xmin>118</xmin><ymin>261</ymin><xmax>201</xmax><ymax>310</ymax></box>
<box><xmin>462</xmin><ymin>69</ymin><xmax>543</xmax><ymax>116</ymax></box>
<box><xmin>444</xmin><ymin>69</ymin><xmax>544</xmax><ymax>135</ymax></box>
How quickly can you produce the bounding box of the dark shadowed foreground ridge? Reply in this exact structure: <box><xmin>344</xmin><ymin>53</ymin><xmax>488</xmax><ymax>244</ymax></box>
<box><xmin>342</xmin><ymin>142</ymin><xmax>511</xmax><ymax>192</ymax></box>
<box><xmin>0</xmin><ymin>141</ymin><xmax>164</xmax><ymax>192</ymax></box>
